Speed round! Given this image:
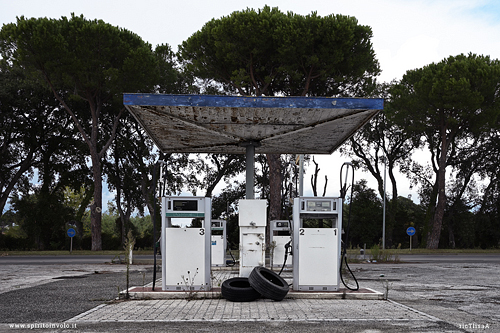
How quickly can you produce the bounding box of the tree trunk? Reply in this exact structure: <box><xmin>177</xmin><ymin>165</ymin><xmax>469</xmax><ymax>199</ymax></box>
<box><xmin>90</xmin><ymin>153</ymin><xmax>103</xmax><ymax>251</ymax></box>
<box><xmin>75</xmin><ymin>184</ymin><xmax>94</xmax><ymax>249</ymax></box>
<box><xmin>427</xmin><ymin>128</ymin><xmax>448</xmax><ymax>249</ymax></box>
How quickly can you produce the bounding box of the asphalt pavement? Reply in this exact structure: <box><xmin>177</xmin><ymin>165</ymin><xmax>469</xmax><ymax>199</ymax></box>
<box><xmin>2</xmin><ymin>253</ymin><xmax>499</xmax><ymax>265</ymax></box>
<box><xmin>0</xmin><ymin>254</ymin><xmax>498</xmax><ymax>332</ymax></box>
<box><xmin>0</xmin><ymin>255</ymin><xmax>122</xmax><ymax>265</ymax></box>
<box><xmin>398</xmin><ymin>253</ymin><xmax>500</xmax><ymax>263</ymax></box>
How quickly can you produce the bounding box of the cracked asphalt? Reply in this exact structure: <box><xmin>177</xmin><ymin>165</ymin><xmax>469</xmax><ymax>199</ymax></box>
<box><xmin>0</xmin><ymin>255</ymin><xmax>498</xmax><ymax>332</ymax></box>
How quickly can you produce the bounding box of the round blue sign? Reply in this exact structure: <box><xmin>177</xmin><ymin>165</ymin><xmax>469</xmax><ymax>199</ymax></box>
<box><xmin>67</xmin><ymin>228</ymin><xmax>76</xmax><ymax>238</ymax></box>
<box><xmin>406</xmin><ymin>227</ymin><xmax>416</xmax><ymax>236</ymax></box>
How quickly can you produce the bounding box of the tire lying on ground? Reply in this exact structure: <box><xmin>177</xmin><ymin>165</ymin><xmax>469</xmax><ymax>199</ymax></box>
<box><xmin>248</xmin><ymin>266</ymin><xmax>289</xmax><ymax>301</ymax></box>
<box><xmin>221</xmin><ymin>277</ymin><xmax>261</xmax><ymax>302</ymax></box>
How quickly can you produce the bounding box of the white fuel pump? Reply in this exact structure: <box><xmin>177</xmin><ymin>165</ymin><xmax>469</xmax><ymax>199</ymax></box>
<box><xmin>292</xmin><ymin>197</ymin><xmax>343</xmax><ymax>291</ymax></box>
<box><xmin>238</xmin><ymin>199</ymin><xmax>267</xmax><ymax>277</ymax></box>
<box><xmin>161</xmin><ymin>196</ymin><xmax>211</xmax><ymax>291</ymax></box>
<box><xmin>211</xmin><ymin>219</ymin><xmax>226</xmax><ymax>267</ymax></box>
<box><xmin>270</xmin><ymin>220</ymin><xmax>292</xmax><ymax>268</ymax></box>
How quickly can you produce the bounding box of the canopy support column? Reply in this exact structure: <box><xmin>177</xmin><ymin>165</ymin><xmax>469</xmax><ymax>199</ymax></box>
<box><xmin>240</xmin><ymin>141</ymin><xmax>261</xmax><ymax>199</ymax></box>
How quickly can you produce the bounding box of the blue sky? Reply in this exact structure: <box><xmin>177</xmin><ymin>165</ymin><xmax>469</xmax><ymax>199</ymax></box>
<box><xmin>472</xmin><ymin>0</ymin><xmax>500</xmax><ymax>23</ymax></box>
<box><xmin>2</xmin><ymin>0</ymin><xmax>500</xmax><ymax>211</ymax></box>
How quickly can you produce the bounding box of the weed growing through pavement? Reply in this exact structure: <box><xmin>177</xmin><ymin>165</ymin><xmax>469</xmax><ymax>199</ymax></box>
<box><xmin>180</xmin><ymin>268</ymin><xmax>202</xmax><ymax>300</ymax></box>
<box><xmin>207</xmin><ymin>271</ymin><xmax>222</xmax><ymax>299</ymax></box>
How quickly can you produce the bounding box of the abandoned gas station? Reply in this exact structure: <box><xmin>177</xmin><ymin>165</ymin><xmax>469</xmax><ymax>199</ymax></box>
<box><xmin>123</xmin><ymin>93</ymin><xmax>384</xmax><ymax>300</ymax></box>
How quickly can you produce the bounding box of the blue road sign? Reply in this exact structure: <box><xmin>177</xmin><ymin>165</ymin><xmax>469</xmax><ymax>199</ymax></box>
<box><xmin>67</xmin><ymin>228</ymin><xmax>76</xmax><ymax>238</ymax></box>
<box><xmin>406</xmin><ymin>227</ymin><xmax>416</xmax><ymax>236</ymax></box>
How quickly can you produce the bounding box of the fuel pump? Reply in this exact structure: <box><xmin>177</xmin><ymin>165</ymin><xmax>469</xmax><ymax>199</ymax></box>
<box><xmin>270</xmin><ymin>220</ymin><xmax>292</xmax><ymax>268</ymax></box>
<box><xmin>210</xmin><ymin>219</ymin><xmax>226</xmax><ymax>267</ymax></box>
<box><xmin>161</xmin><ymin>196</ymin><xmax>211</xmax><ymax>291</ymax></box>
<box><xmin>292</xmin><ymin>197</ymin><xmax>342</xmax><ymax>291</ymax></box>
<box><xmin>238</xmin><ymin>199</ymin><xmax>267</xmax><ymax>277</ymax></box>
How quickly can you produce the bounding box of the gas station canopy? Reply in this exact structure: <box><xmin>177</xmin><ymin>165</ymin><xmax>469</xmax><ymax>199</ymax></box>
<box><xmin>123</xmin><ymin>94</ymin><xmax>384</xmax><ymax>155</ymax></box>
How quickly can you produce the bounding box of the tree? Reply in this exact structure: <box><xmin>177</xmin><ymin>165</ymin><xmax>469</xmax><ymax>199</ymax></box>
<box><xmin>347</xmin><ymin>180</ymin><xmax>383</xmax><ymax>247</ymax></box>
<box><xmin>211</xmin><ymin>181</ymin><xmax>246</xmax><ymax>247</ymax></box>
<box><xmin>341</xmin><ymin>83</ymin><xmax>419</xmax><ymax>247</ymax></box>
<box><xmin>179</xmin><ymin>6</ymin><xmax>380</xmax><ymax>240</ymax></box>
<box><xmin>472</xmin><ymin>123</ymin><xmax>500</xmax><ymax>249</ymax></box>
<box><xmin>179</xmin><ymin>6</ymin><xmax>379</xmax><ymax>97</ymax></box>
<box><xmin>389</xmin><ymin>54</ymin><xmax>500</xmax><ymax>249</ymax></box>
<box><xmin>0</xmin><ymin>58</ymin><xmax>89</xmax><ymax>219</ymax></box>
<box><xmin>200</xmin><ymin>154</ymin><xmax>246</xmax><ymax>198</ymax></box>
<box><xmin>106</xmin><ymin>135</ymin><xmax>144</xmax><ymax>246</ymax></box>
<box><xmin>393</xmin><ymin>196</ymin><xmax>426</xmax><ymax>248</ymax></box>
<box><xmin>1</xmin><ymin>14</ymin><xmax>159</xmax><ymax>250</ymax></box>
<box><xmin>0</xmin><ymin>61</ymin><xmax>51</xmax><ymax>217</ymax></box>
<box><xmin>12</xmin><ymin>187</ymin><xmax>75</xmax><ymax>250</ymax></box>
<box><xmin>64</xmin><ymin>186</ymin><xmax>93</xmax><ymax>248</ymax></box>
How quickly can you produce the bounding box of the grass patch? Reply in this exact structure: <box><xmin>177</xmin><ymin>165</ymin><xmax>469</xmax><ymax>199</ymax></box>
<box><xmin>376</xmin><ymin>248</ymin><xmax>500</xmax><ymax>255</ymax></box>
<box><xmin>344</xmin><ymin>248</ymin><xmax>500</xmax><ymax>257</ymax></box>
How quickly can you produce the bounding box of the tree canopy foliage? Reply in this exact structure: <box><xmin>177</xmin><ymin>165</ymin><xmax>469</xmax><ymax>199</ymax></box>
<box><xmin>179</xmin><ymin>6</ymin><xmax>379</xmax><ymax>97</ymax></box>
<box><xmin>389</xmin><ymin>54</ymin><xmax>500</xmax><ymax>249</ymax></box>
<box><xmin>1</xmin><ymin>14</ymin><xmax>160</xmax><ymax>250</ymax></box>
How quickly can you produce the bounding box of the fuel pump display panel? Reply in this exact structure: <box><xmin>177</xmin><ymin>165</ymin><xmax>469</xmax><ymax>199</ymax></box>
<box><xmin>306</xmin><ymin>200</ymin><xmax>334</xmax><ymax>211</ymax></box>
<box><xmin>300</xmin><ymin>198</ymin><xmax>338</xmax><ymax>214</ymax></box>
<box><xmin>275</xmin><ymin>221</ymin><xmax>290</xmax><ymax>229</ymax></box>
<box><xmin>165</xmin><ymin>197</ymin><xmax>206</xmax><ymax>218</ymax></box>
<box><xmin>172</xmin><ymin>200</ymin><xmax>198</xmax><ymax>211</ymax></box>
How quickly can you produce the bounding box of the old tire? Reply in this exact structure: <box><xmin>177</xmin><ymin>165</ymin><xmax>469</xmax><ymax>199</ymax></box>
<box><xmin>221</xmin><ymin>277</ymin><xmax>261</xmax><ymax>302</ymax></box>
<box><xmin>248</xmin><ymin>266</ymin><xmax>289</xmax><ymax>301</ymax></box>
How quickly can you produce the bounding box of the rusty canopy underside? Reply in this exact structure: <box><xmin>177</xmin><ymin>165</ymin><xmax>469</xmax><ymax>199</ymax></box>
<box><xmin>123</xmin><ymin>94</ymin><xmax>384</xmax><ymax>155</ymax></box>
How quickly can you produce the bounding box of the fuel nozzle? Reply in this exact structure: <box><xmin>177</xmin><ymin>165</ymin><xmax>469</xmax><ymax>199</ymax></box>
<box><xmin>284</xmin><ymin>240</ymin><xmax>292</xmax><ymax>256</ymax></box>
<box><xmin>279</xmin><ymin>239</ymin><xmax>293</xmax><ymax>276</ymax></box>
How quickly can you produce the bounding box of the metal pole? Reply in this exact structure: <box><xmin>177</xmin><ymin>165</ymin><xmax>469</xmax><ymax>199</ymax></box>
<box><xmin>382</xmin><ymin>157</ymin><xmax>386</xmax><ymax>250</ymax></box>
<box><xmin>245</xmin><ymin>143</ymin><xmax>256</xmax><ymax>199</ymax></box>
<box><xmin>152</xmin><ymin>163</ymin><xmax>157</xmax><ymax>291</ymax></box>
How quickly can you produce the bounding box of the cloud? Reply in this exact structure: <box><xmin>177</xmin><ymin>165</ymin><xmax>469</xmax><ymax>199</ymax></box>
<box><xmin>378</xmin><ymin>34</ymin><xmax>441</xmax><ymax>82</ymax></box>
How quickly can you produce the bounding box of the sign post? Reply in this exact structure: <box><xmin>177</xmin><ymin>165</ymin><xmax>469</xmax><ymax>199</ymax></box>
<box><xmin>67</xmin><ymin>228</ymin><xmax>76</xmax><ymax>254</ymax></box>
<box><xmin>406</xmin><ymin>227</ymin><xmax>416</xmax><ymax>251</ymax></box>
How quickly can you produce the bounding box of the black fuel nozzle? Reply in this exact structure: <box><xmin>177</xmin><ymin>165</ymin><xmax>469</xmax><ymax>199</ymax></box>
<box><xmin>284</xmin><ymin>240</ymin><xmax>292</xmax><ymax>256</ymax></box>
